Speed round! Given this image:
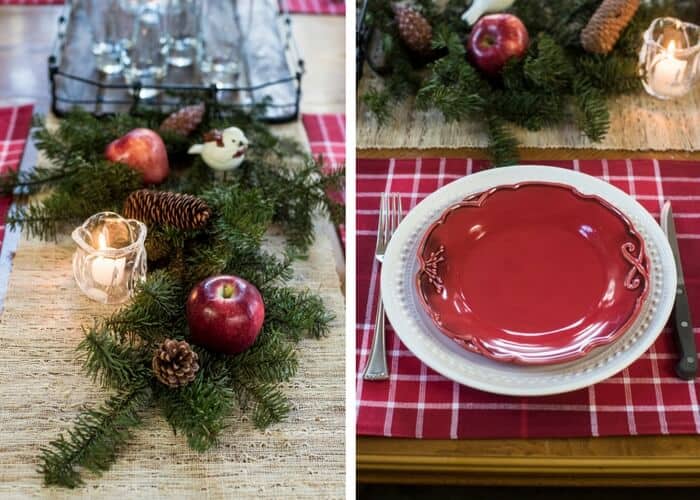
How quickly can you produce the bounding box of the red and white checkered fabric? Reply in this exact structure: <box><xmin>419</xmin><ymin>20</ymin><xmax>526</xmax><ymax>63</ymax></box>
<box><xmin>285</xmin><ymin>0</ymin><xmax>345</xmax><ymax>15</ymax></box>
<box><xmin>356</xmin><ymin>158</ymin><xmax>700</xmax><ymax>439</ymax></box>
<box><xmin>302</xmin><ymin>113</ymin><xmax>345</xmax><ymax>168</ymax></box>
<box><xmin>0</xmin><ymin>104</ymin><xmax>32</xmax><ymax>245</ymax></box>
<box><xmin>302</xmin><ymin>113</ymin><xmax>345</xmax><ymax>243</ymax></box>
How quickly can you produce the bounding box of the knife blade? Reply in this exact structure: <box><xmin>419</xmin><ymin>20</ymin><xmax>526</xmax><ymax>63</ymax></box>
<box><xmin>661</xmin><ymin>201</ymin><xmax>697</xmax><ymax>380</ymax></box>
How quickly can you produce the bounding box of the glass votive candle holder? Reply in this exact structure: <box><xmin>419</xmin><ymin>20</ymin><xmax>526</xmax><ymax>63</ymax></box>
<box><xmin>72</xmin><ymin>212</ymin><xmax>147</xmax><ymax>305</ymax></box>
<box><xmin>639</xmin><ymin>17</ymin><xmax>700</xmax><ymax>100</ymax></box>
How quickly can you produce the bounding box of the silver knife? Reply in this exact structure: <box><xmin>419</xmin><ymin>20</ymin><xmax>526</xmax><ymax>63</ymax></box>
<box><xmin>661</xmin><ymin>201</ymin><xmax>697</xmax><ymax>380</ymax></box>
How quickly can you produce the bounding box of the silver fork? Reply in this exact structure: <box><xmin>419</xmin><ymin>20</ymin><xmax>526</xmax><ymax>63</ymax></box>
<box><xmin>363</xmin><ymin>193</ymin><xmax>403</xmax><ymax>380</ymax></box>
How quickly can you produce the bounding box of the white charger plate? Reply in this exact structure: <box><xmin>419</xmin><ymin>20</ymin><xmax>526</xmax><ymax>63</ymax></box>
<box><xmin>381</xmin><ymin>166</ymin><xmax>677</xmax><ymax>396</ymax></box>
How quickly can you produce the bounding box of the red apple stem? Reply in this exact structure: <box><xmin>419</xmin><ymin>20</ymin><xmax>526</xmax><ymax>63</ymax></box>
<box><xmin>222</xmin><ymin>283</ymin><xmax>235</xmax><ymax>299</ymax></box>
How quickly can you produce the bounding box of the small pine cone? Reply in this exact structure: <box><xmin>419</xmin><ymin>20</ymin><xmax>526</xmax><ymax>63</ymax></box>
<box><xmin>152</xmin><ymin>339</ymin><xmax>199</xmax><ymax>388</ymax></box>
<box><xmin>393</xmin><ymin>5</ymin><xmax>433</xmax><ymax>55</ymax></box>
<box><xmin>159</xmin><ymin>103</ymin><xmax>205</xmax><ymax>136</ymax></box>
<box><xmin>580</xmin><ymin>0</ymin><xmax>640</xmax><ymax>55</ymax></box>
<box><xmin>123</xmin><ymin>190</ymin><xmax>212</xmax><ymax>230</ymax></box>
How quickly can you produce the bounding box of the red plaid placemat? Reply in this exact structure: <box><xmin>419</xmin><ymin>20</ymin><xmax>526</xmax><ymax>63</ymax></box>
<box><xmin>285</xmin><ymin>0</ymin><xmax>345</xmax><ymax>15</ymax></box>
<box><xmin>0</xmin><ymin>104</ymin><xmax>33</xmax><ymax>245</ymax></box>
<box><xmin>356</xmin><ymin>158</ymin><xmax>700</xmax><ymax>439</ymax></box>
<box><xmin>302</xmin><ymin>113</ymin><xmax>345</xmax><ymax>243</ymax></box>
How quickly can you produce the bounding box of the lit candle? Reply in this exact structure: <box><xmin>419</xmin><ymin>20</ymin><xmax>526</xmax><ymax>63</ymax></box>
<box><xmin>650</xmin><ymin>41</ymin><xmax>688</xmax><ymax>98</ymax></box>
<box><xmin>90</xmin><ymin>231</ymin><xmax>126</xmax><ymax>288</ymax></box>
<box><xmin>73</xmin><ymin>211</ymin><xmax>147</xmax><ymax>304</ymax></box>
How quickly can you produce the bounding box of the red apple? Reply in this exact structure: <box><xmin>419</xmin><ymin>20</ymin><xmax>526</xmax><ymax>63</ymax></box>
<box><xmin>186</xmin><ymin>275</ymin><xmax>265</xmax><ymax>355</ymax></box>
<box><xmin>105</xmin><ymin>128</ymin><xmax>169</xmax><ymax>184</ymax></box>
<box><xmin>466</xmin><ymin>14</ymin><xmax>529</xmax><ymax>77</ymax></box>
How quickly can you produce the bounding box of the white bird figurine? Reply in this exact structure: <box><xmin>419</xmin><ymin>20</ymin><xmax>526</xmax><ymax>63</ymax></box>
<box><xmin>462</xmin><ymin>0</ymin><xmax>516</xmax><ymax>25</ymax></box>
<box><xmin>187</xmin><ymin>127</ymin><xmax>249</xmax><ymax>171</ymax></box>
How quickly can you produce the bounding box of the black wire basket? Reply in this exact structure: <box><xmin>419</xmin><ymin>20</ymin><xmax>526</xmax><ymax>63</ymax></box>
<box><xmin>49</xmin><ymin>0</ymin><xmax>304</xmax><ymax>123</ymax></box>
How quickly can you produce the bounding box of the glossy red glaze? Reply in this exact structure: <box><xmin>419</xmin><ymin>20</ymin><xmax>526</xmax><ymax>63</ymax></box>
<box><xmin>416</xmin><ymin>183</ymin><xmax>649</xmax><ymax>365</ymax></box>
<box><xmin>187</xmin><ymin>275</ymin><xmax>265</xmax><ymax>355</ymax></box>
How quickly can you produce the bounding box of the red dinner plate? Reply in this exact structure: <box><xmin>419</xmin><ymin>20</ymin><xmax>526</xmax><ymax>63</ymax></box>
<box><xmin>416</xmin><ymin>182</ymin><xmax>650</xmax><ymax>365</ymax></box>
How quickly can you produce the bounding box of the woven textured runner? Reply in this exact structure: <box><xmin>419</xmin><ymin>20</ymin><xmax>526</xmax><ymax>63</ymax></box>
<box><xmin>0</xmin><ymin>116</ymin><xmax>345</xmax><ymax>497</ymax></box>
<box><xmin>356</xmin><ymin>158</ymin><xmax>700</xmax><ymax>439</ymax></box>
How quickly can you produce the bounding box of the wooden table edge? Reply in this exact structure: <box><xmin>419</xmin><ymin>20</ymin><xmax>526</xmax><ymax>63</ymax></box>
<box><xmin>357</xmin><ymin>148</ymin><xmax>700</xmax><ymax>161</ymax></box>
<box><xmin>357</xmin><ymin>436</ymin><xmax>700</xmax><ymax>486</ymax></box>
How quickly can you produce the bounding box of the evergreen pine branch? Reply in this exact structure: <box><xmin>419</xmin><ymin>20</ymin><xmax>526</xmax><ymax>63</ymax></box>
<box><xmin>235</xmin><ymin>159</ymin><xmax>335</xmax><ymax>252</ymax></box>
<box><xmin>78</xmin><ymin>323</ymin><xmax>151</xmax><ymax>390</ymax></box>
<box><xmin>573</xmin><ymin>78</ymin><xmax>611</xmax><ymax>142</ymax></box>
<box><xmin>158</xmin><ymin>367</ymin><xmax>235</xmax><ymax>452</ymax></box>
<box><xmin>39</xmin><ymin>386</ymin><xmax>152</xmax><ymax>488</ymax></box>
<box><xmin>228</xmin><ymin>329</ymin><xmax>299</xmax><ymax>385</ymax></box>
<box><xmin>523</xmin><ymin>34</ymin><xmax>575</xmax><ymax>91</ymax></box>
<box><xmin>235</xmin><ymin>381</ymin><xmax>291</xmax><ymax>429</ymax></box>
<box><xmin>362</xmin><ymin>87</ymin><xmax>393</xmax><ymax>125</ymax></box>
<box><xmin>6</xmin><ymin>161</ymin><xmax>142</xmax><ymax>241</ymax></box>
<box><xmin>486</xmin><ymin>117</ymin><xmax>520</xmax><ymax>167</ymax></box>
<box><xmin>491</xmin><ymin>89</ymin><xmax>565</xmax><ymax>131</ymax></box>
<box><xmin>105</xmin><ymin>271</ymin><xmax>186</xmax><ymax>345</ymax></box>
<box><xmin>262</xmin><ymin>287</ymin><xmax>335</xmax><ymax>340</ymax></box>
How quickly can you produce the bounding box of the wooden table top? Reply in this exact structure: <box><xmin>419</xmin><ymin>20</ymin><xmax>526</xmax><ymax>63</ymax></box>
<box><xmin>356</xmin><ymin>149</ymin><xmax>700</xmax><ymax>486</ymax></box>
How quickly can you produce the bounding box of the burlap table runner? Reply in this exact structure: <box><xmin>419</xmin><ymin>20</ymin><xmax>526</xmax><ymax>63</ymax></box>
<box><xmin>357</xmin><ymin>76</ymin><xmax>700</xmax><ymax>152</ymax></box>
<box><xmin>0</xmin><ymin>124</ymin><xmax>345</xmax><ymax>498</ymax></box>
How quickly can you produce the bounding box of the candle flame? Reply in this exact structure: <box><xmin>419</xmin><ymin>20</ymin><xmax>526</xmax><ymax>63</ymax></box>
<box><xmin>668</xmin><ymin>40</ymin><xmax>677</xmax><ymax>54</ymax></box>
<box><xmin>98</xmin><ymin>231</ymin><xmax>108</xmax><ymax>250</ymax></box>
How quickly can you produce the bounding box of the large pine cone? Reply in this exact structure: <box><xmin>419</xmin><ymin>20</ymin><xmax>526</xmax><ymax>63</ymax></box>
<box><xmin>152</xmin><ymin>339</ymin><xmax>200</xmax><ymax>388</ymax></box>
<box><xmin>393</xmin><ymin>5</ymin><xmax>433</xmax><ymax>55</ymax></box>
<box><xmin>123</xmin><ymin>190</ymin><xmax>212</xmax><ymax>230</ymax></box>
<box><xmin>580</xmin><ymin>0</ymin><xmax>640</xmax><ymax>54</ymax></box>
<box><xmin>159</xmin><ymin>103</ymin><xmax>205</xmax><ymax>136</ymax></box>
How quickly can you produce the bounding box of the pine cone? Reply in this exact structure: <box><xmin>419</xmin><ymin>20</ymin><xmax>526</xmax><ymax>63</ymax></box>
<box><xmin>580</xmin><ymin>0</ymin><xmax>640</xmax><ymax>55</ymax></box>
<box><xmin>152</xmin><ymin>339</ymin><xmax>199</xmax><ymax>388</ymax></box>
<box><xmin>159</xmin><ymin>103</ymin><xmax>205</xmax><ymax>136</ymax></box>
<box><xmin>123</xmin><ymin>190</ymin><xmax>212</xmax><ymax>230</ymax></box>
<box><xmin>393</xmin><ymin>5</ymin><xmax>432</xmax><ymax>55</ymax></box>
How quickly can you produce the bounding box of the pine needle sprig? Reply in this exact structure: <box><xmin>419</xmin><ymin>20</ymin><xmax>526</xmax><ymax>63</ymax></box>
<box><xmin>157</xmin><ymin>367</ymin><xmax>235</xmax><ymax>452</ymax></box>
<box><xmin>78</xmin><ymin>323</ymin><xmax>152</xmax><ymax>390</ymax></box>
<box><xmin>262</xmin><ymin>287</ymin><xmax>335</xmax><ymax>341</ymax></box>
<box><xmin>523</xmin><ymin>34</ymin><xmax>575</xmax><ymax>91</ymax></box>
<box><xmin>228</xmin><ymin>329</ymin><xmax>299</xmax><ymax>385</ymax></box>
<box><xmin>38</xmin><ymin>386</ymin><xmax>153</xmax><ymax>488</ymax></box>
<box><xmin>235</xmin><ymin>380</ymin><xmax>292</xmax><ymax>429</ymax></box>
<box><xmin>105</xmin><ymin>271</ymin><xmax>187</xmax><ymax>345</ymax></box>
<box><xmin>573</xmin><ymin>77</ymin><xmax>611</xmax><ymax>142</ymax></box>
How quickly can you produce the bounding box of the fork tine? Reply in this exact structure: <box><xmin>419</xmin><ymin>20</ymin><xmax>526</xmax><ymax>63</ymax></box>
<box><xmin>382</xmin><ymin>194</ymin><xmax>389</xmax><ymax>246</ymax></box>
<box><xmin>390</xmin><ymin>194</ymin><xmax>400</xmax><ymax>237</ymax></box>
<box><xmin>396</xmin><ymin>195</ymin><xmax>403</xmax><ymax>232</ymax></box>
<box><xmin>376</xmin><ymin>193</ymin><xmax>386</xmax><ymax>251</ymax></box>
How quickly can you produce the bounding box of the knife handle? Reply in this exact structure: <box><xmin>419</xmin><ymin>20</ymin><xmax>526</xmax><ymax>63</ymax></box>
<box><xmin>673</xmin><ymin>285</ymin><xmax>697</xmax><ymax>380</ymax></box>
